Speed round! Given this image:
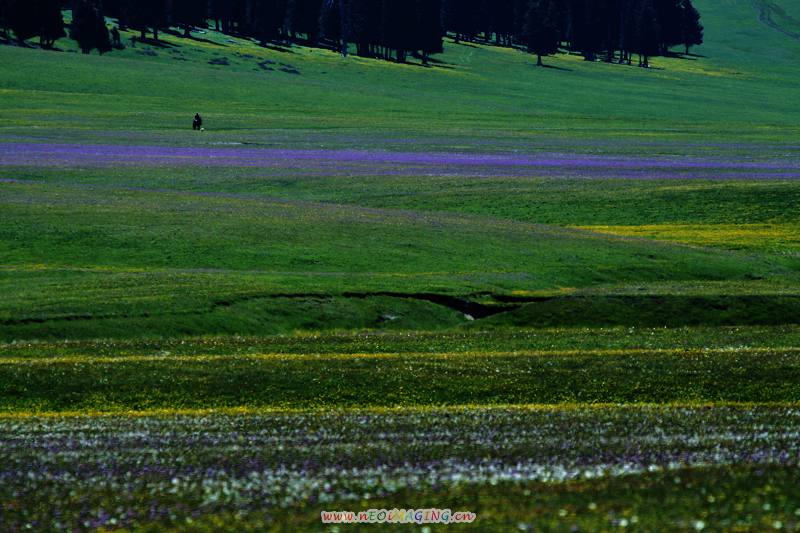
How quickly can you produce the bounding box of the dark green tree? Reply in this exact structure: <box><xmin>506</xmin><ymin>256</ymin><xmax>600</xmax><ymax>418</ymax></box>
<box><xmin>5</xmin><ymin>0</ymin><xmax>63</xmax><ymax>46</ymax></box>
<box><xmin>172</xmin><ymin>0</ymin><xmax>207</xmax><ymax>37</ymax></box>
<box><xmin>600</xmin><ymin>0</ymin><xmax>620</xmax><ymax>62</ymax></box>
<box><xmin>286</xmin><ymin>0</ymin><xmax>322</xmax><ymax>44</ymax></box>
<box><xmin>227</xmin><ymin>0</ymin><xmax>247</xmax><ymax>34</ymax></box>
<box><xmin>103</xmin><ymin>0</ymin><xmax>130</xmax><ymax>30</ymax></box>
<box><xmin>523</xmin><ymin>0</ymin><xmax>560</xmax><ymax>66</ymax></box>
<box><xmin>0</xmin><ymin>0</ymin><xmax>8</xmax><ymax>38</ymax></box>
<box><xmin>6</xmin><ymin>0</ymin><xmax>38</xmax><ymax>43</ymax></box>
<box><xmin>680</xmin><ymin>0</ymin><xmax>702</xmax><ymax>54</ymax></box>
<box><xmin>319</xmin><ymin>0</ymin><xmax>347</xmax><ymax>54</ymax></box>
<box><xmin>655</xmin><ymin>0</ymin><xmax>682</xmax><ymax>52</ymax></box>
<box><xmin>349</xmin><ymin>0</ymin><xmax>381</xmax><ymax>56</ymax></box>
<box><xmin>38</xmin><ymin>0</ymin><xmax>65</xmax><ymax>48</ymax></box>
<box><xmin>490</xmin><ymin>0</ymin><xmax>515</xmax><ymax>45</ymax></box>
<box><xmin>632</xmin><ymin>0</ymin><xmax>659</xmax><ymax>67</ymax></box>
<box><xmin>617</xmin><ymin>0</ymin><xmax>635</xmax><ymax>64</ymax></box>
<box><xmin>71</xmin><ymin>0</ymin><xmax>111</xmax><ymax>54</ymax></box>
<box><xmin>416</xmin><ymin>0</ymin><xmax>442</xmax><ymax>64</ymax></box>
<box><xmin>513</xmin><ymin>0</ymin><xmax>528</xmax><ymax>38</ymax></box>
<box><xmin>251</xmin><ymin>0</ymin><xmax>288</xmax><ymax>45</ymax></box>
<box><xmin>381</xmin><ymin>0</ymin><xmax>416</xmax><ymax>62</ymax></box>
<box><xmin>441</xmin><ymin>0</ymin><xmax>480</xmax><ymax>43</ymax></box>
<box><xmin>126</xmin><ymin>0</ymin><xmax>167</xmax><ymax>41</ymax></box>
<box><xmin>209</xmin><ymin>0</ymin><xmax>229</xmax><ymax>32</ymax></box>
<box><xmin>569</xmin><ymin>0</ymin><xmax>602</xmax><ymax>61</ymax></box>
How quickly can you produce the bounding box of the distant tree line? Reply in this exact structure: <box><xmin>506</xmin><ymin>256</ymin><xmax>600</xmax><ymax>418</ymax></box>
<box><xmin>445</xmin><ymin>0</ymin><xmax>703</xmax><ymax>66</ymax></box>
<box><xmin>0</xmin><ymin>0</ymin><xmax>703</xmax><ymax>66</ymax></box>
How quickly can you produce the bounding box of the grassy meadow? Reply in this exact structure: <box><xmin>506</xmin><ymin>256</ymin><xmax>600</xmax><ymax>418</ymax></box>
<box><xmin>1</xmin><ymin>0</ymin><xmax>800</xmax><ymax>530</ymax></box>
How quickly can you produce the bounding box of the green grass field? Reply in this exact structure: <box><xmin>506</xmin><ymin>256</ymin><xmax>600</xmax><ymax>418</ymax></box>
<box><xmin>0</xmin><ymin>1</ymin><xmax>798</xmax><ymax>145</ymax></box>
<box><xmin>2</xmin><ymin>0</ymin><xmax>800</xmax><ymax>530</ymax></box>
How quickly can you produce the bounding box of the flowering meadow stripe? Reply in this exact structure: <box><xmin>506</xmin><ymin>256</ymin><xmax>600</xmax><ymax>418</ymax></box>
<box><xmin>1</xmin><ymin>402</ymin><xmax>799</xmax><ymax>419</ymax></box>
<box><xmin>1</xmin><ymin>142</ymin><xmax>799</xmax><ymax>179</ymax></box>
<box><xmin>1</xmin><ymin>406</ymin><xmax>799</xmax><ymax>530</ymax></box>
<box><xmin>2</xmin><ymin>346</ymin><xmax>799</xmax><ymax>365</ymax></box>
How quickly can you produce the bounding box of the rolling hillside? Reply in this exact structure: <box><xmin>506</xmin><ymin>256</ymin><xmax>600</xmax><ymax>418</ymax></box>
<box><xmin>0</xmin><ymin>0</ymin><xmax>799</xmax><ymax>341</ymax></box>
<box><xmin>0</xmin><ymin>0</ymin><xmax>798</xmax><ymax>147</ymax></box>
<box><xmin>2</xmin><ymin>3</ymin><xmax>800</xmax><ymax>530</ymax></box>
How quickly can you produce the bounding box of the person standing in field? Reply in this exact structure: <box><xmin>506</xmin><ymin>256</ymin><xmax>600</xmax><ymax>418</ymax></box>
<box><xmin>193</xmin><ymin>113</ymin><xmax>203</xmax><ymax>131</ymax></box>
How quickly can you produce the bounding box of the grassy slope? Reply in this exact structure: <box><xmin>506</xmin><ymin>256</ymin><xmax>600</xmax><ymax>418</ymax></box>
<box><xmin>3</xmin><ymin>324</ymin><xmax>800</xmax><ymax>412</ymax></box>
<box><xmin>0</xmin><ymin>0</ymin><xmax>799</xmax><ymax>340</ymax></box>
<box><xmin>0</xmin><ymin>174</ymin><xmax>796</xmax><ymax>339</ymax></box>
<box><xmin>3</xmin><ymin>347</ymin><xmax>800</xmax><ymax>411</ymax></box>
<box><xmin>0</xmin><ymin>0</ymin><xmax>797</xmax><ymax>145</ymax></box>
<box><xmin>2</xmin><ymin>7</ymin><xmax>800</xmax><ymax>528</ymax></box>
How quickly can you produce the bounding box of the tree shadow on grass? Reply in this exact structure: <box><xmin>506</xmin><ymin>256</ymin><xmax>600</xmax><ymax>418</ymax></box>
<box><xmin>381</xmin><ymin>58</ymin><xmax>456</xmax><ymax>70</ymax></box>
<box><xmin>423</xmin><ymin>56</ymin><xmax>455</xmax><ymax>67</ymax></box>
<box><xmin>662</xmin><ymin>50</ymin><xmax>703</xmax><ymax>61</ymax></box>
<box><xmin>2</xmin><ymin>38</ymin><xmax>32</xmax><ymax>48</ymax></box>
<box><xmin>161</xmin><ymin>28</ymin><xmax>226</xmax><ymax>47</ymax></box>
<box><xmin>447</xmin><ymin>40</ymin><xmax>480</xmax><ymax>48</ymax></box>
<box><xmin>132</xmin><ymin>37</ymin><xmax>179</xmax><ymax>48</ymax></box>
<box><xmin>418</xmin><ymin>62</ymin><xmax>456</xmax><ymax>70</ymax></box>
<box><xmin>260</xmin><ymin>42</ymin><xmax>296</xmax><ymax>54</ymax></box>
<box><xmin>406</xmin><ymin>54</ymin><xmax>456</xmax><ymax>70</ymax></box>
<box><xmin>539</xmin><ymin>63</ymin><xmax>573</xmax><ymax>72</ymax></box>
<box><xmin>183</xmin><ymin>36</ymin><xmax>227</xmax><ymax>47</ymax></box>
<box><xmin>428</xmin><ymin>63</ymin><xmax>456</xmax><ymax>70</ymax></box>
<box><xmin>228</xmin><ymin>33</ymin><xmax>297</xmax><ymax>54</ymax></box>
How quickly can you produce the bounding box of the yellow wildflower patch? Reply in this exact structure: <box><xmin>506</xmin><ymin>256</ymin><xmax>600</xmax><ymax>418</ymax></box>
<box><xmin>576</xmin><ymin>224</ymin><xmax>800</xmax><ymax>253</ymax></box>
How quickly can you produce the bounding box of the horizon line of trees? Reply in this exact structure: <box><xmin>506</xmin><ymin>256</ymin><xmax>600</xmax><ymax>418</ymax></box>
<box><xmin>0</xmin><ymin>0</ymin><xmax>703</xmax><ymax>67</ymax></box>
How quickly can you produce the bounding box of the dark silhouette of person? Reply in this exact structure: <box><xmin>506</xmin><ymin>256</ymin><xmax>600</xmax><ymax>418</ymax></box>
<box><xmin>193</xmin><ymin>113</ymin><xmax>203</xmax><ymax>131</ymax></box>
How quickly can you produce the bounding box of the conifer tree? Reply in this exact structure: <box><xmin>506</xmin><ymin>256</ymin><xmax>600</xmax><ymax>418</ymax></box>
<box><xmin>5</xmin><ymin>0</ymin><xmax>64</xmax><ymax>47</ymax></box>
<box><xmin>71</xmin><ymin>0</ymin><xmax>111</xmax><ymax>54</ymax></box>
<box><xmin>286</xmin><ymin>0</ymin><xmax>322</xmax><ymax>44</ymax></box>
<box><xmin>491</xmin><ymin>0</ymin><xmax>516</xmax><ymax>45</ymax></box>
<box><xmin>349</xmin><ymin>0</ymin><xmax>381</xmax><ymax>56</ymax></box>
<box><xmin>600</xmin><ymin>0</ymin><xmax>619</xmax><ymax>62</ymax></box>
<box><xmin>251</xmin><ymin>0</ymin><xmax>287</xmax><ymax>45</ymax></box>
<box><xmin>655</xmin><ymin>0</ymin><xmax>682</xmax><ymax>53</ymax></box>
<box><xmin>632</xmin><ymin>0</ymin><xmax>659</xmax><ymax>67</ymax></box>
<box><xmin>209</xmin><ymin>0</ymin><xmax>229</xmax><ymax>32</ymax></box>
<box><xmin>127</xmin><ymin>0</ymin><xmax>167</xmax><ymax>41</ymax></box>
<box><xmin>6</xmin><ymin>0</ymin><xmax>38</xmax><ymax>43</ymax></box>
<box><xmin>0</xmin><ymin>0</ymin><xmax>7</xmax><ymax>38</ymax></box>
<box><xmin>417</xmin><ymin>0</ymin><xmax>443</xmax><ymax>64</ymax></box>
<box><xmin>172</xmin><ymin>0</ymin><xmax>207</xmax><ymax>37</ymax></box>
<box><xmin>381</xmin><ymin>0</ymin><xmax>416</xmax><ymax>62</ymax></box>
<box><xmin>680</xmin><ymin>0</ymin><xmax>702</xmax><ymax>54</ymax></box>
<box><xmin>523</xmin><ymin>0</ymin><xmax>560</xmax><ymax>66</ymax></box>
<box><xmin>319</xmin><ymin>0</ymin><xmax>343</xmax><ymax>53</ymax></box>
<box><xmin>570</xmin><ymin>0</ymin><xmax>602</xmax><ymax>61</ymax></box>
<box><xmin>36</xmin><ymin>0</ymin><xmax>64</xmax><ymax>48</ymax></box>
<box><xmin>441</xmin><ymin>0</ymin><xmax>480</xmax><ymax>43</ymax></box>
<box><xmin>617</xmin><ymin>0</ymin><xmax>635</xmax><ymax>64</ymax></box>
